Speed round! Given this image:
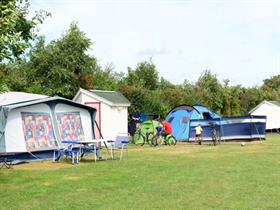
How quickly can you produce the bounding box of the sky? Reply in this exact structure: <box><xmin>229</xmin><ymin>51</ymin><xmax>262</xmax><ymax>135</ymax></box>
<box><xmin>30</xmin><ymin>0</ymin><xmax>280</xmax><ymax>87</ymax></box>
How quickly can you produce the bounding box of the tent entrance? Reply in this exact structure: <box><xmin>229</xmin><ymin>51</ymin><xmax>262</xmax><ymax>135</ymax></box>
<box><xmin>202</xmin><ymin>112</ymin><xmax>212</xmax><ymax>120</ymax></box>
<box><xmin>167</xmin><ymin>110</ymin><xmax>191</xmax><ymax>141</ymax></box>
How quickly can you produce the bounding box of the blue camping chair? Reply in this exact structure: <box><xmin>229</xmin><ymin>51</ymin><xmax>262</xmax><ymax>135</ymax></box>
<box><xmin>53</xmin><ymin>141</ymin><xmax>81</xmax><ymax>164</ymax></box>
<box><xmin>109</xmin><ymin>133</ymin><xmax>130</xmax><ymax>160</ymax></box>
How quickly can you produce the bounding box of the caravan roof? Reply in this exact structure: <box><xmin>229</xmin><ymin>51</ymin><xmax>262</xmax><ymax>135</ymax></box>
<box><xmin>0</xmin><ymin>92</ymin><xmax>48</xmax><ymax>106</ymax></box>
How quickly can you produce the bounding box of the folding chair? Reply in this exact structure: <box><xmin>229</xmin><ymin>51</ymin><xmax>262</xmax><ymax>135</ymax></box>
<box><xmin>111</xmin><ymin>133</ymin><xmax>130</xmax><ymax>160</ymax></box>
<box><xmin>53</xmin><ymin>141</ymin><xmax>81</xmax><ymax>164</ymax></box>
<box><xmin>0</xmin><ymin>153</ymin><xmax>14</xmax><ymax>169</ymax></box>
<box><xmin>64</xmin><ymin>144</ymin><xmax>80</xmax><ymax>164</ymax></box>
<box><xmin>53</xmin><ymin>148</ymin><xmax>63</xmax><ymax>162</ymax></box>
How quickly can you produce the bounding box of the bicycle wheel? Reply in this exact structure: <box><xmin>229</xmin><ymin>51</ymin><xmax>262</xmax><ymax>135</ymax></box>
<box><xmin>172</xmin><ymin>136</ymin><xmax>177</xmax><ymax>145</ymax></box>
<box><xmin>161</xmin><ymin>136</ymin><xmax>168</xmax><ymax>145</ymax></box>
<box><xmin>167</xmin><ymin>135</ymin><xmax>177</xmax><ymax>146</ymax></box>
<box><xmin>149</xmin><ymin>134</ymin><xmax>159</xmax><ymax>146</ymax></box>
<box><xmin>153</xmin><ymin>135</ymin><xmax>160</xmax><ymax>146</ymax></box>
<box><xmin>133</xmin><ymin>132</ymin><xmax>145</xmax><ymax>146</ymax></box>
<box><xmin>146</xmin><ymin>132</ymin><xmax>155</xmax><ymax>146</ymax></box>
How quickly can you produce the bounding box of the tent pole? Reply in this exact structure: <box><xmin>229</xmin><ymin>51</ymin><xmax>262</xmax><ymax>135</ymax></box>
<box><xmin>94</xmin><ymin>120</ymin><xmax>104</xmax><ymax>139</ymax></box>
<box><xmin>28</xmin><ymin>151</ymin><xmax>43</xmax><ymax>162</ymax></box>
<box><xmin>252</xmin><ymin>116</ymin><xmax>262</xmax><ymax>142</ymax></box>
<box><xmin>219</xmin><ymin>118</ymin><xmax>225</xmax><ymax>142</ymax></box>
<box><xmin>94</xmin><ymin>121</ymin><xmax>110</xmax><ymax>155</ymax></box>
<box><xmin>4</xmin><ymin>130</ymin><xmax>43</xmax><ymax>162</ymax></box>
<box><xmin>254</xmin><ymin>122</ymin><xmax>262</xmax><ymax>142</ymax></box>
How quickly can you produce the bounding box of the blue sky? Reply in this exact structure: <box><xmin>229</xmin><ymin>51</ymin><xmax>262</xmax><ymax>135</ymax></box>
<box><xmin>30</xmin><ymin>0</ymin><xmax>279</xmax><ymax>87</ymax></box>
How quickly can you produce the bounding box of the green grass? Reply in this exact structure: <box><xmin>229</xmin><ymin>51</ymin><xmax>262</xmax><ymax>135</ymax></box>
<box><xmin>1</xmin><ymin>134</ymin><xmax>280</xmax><ymax>210</ymax></box>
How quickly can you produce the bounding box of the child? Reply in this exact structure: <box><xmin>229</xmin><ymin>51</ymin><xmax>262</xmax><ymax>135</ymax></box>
<box><xmin>195</xmin><ymin>124</ymin><xmax>203</xmax><ymax>145</ymax></box>
<box><xmin>155</xmin><ymin>123</ymin><xmax>163</xmax><ymax>146</ymax></box>
<box><xmin>156</xmin><ymin>119</ymin><xmax>173</xmax><ymax>145</ymax></box>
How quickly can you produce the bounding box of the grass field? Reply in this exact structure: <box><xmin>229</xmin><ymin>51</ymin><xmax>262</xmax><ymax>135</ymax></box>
<box><xmin>1</xmin><ymin>134</ymin><xmax>280</xmax><ymax>210</ymax></box>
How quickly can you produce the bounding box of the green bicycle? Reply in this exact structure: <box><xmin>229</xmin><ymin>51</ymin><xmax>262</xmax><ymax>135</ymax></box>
<box><xmin>133</xmin><ymin>127</ymin><xmax>158</xmax><ymax>146</ymax></box>
<box><xmin>161</xmin><ymin>134</ymin><xmax>177</xmax><ymax>146</ymax></box>
<box><xmin>132</xmin><ymin>120</ymin><xmax>160</xmax><ymax>146</ymax></box>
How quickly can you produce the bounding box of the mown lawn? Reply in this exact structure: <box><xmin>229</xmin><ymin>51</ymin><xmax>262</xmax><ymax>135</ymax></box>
<box><xmin>1</xmin><ymin>134</ymin><xmax>280</xmax><ymax>210</ymax></box>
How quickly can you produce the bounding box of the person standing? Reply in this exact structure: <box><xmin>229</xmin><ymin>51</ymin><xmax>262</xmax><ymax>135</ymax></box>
<box><xmin>195</xmin><ymin>124</ymin><xmax>203</xmax><ymax>145</ymax></box>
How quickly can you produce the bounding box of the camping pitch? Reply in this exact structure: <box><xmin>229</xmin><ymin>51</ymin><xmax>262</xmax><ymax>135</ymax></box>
<box><xmin>0</xmin><ymin>92</ymin><xmax>97</xmax><ymax>160</ymax></box>
<box><xmin>165</xmin><ymin>104</ymin><xmax>266</xmax><ymax>142</ymax></box>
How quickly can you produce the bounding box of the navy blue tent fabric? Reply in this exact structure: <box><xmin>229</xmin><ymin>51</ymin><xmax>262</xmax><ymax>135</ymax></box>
<box><xmin>139</xmin><ymin>113</ymin><xmax>159</xmax><ymax>122</ymax></box>
<box><xmin>189</xmin><ymin>116</ymin><xmax>266</xmax><ymax>141</ymax></box>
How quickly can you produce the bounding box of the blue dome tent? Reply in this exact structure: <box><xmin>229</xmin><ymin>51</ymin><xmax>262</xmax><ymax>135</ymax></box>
<box><xmin>165</xmin><ymin>104</ymin><xmax>220</xmax><ymax>141</ymax></box>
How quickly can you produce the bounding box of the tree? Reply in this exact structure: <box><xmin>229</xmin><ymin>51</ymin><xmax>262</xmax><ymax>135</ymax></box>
<box><xmin>228</xmin><ymin>85</ymin><xmax>242</xmax><ymax>116</ymax></box>
<box><xmin>0</xmin><ymin>61</ymin><xmax>29</xmax><ymax>92</ymax></box>
<box><xmin>142</xmin><ymin>90</ymin><xmax>170</xmax><ymax>116</ymax></box>
<box><xmin>239</xmin><ymin>87</ymin><xmax>264</xmax><ymax>115</ymax></box>
<box><xmin>180</xmin><ymin>79</ymin><xmax>200</xmax><ymax>105</ymax></box>
<box><xmin>0</xmin><ymin>0</ymin><xmax>50</xmax><ymax>62</ymax></box>
<box><xmin>121</xmin><ymin>66</ymin><xmax>145</xmax><ymax>88</ymax></box>
<box><xmin>195</xmin><ymin>70</ymin><xmax>224</xmax><ymax>114</ymax></box>
<box><xmin>92</xmin><ymin>63</ymin><xmax>123</xmax><ymax>90</ymax></box>
<box><xmin>261</xmin><ymin>75</ymin><xmax>280</xmax><ymax>101</ymax></box>
<box><xmin>158</xmin><ymin>77</ymin><xmax>175</xmax><ymax>90</ymax></box>
<box><xmin>262</xmin><ymin>75</ymin><xmax>280</xmax><ymax>90</ymax></box>
<box><xmin>126</xmin><ymin>59</ymin><xmax>159</xmax><ymax>90</ymax></box>
<box><xmin>161</xmin><ymin>87</ymin><xmax>183</xmax><ymax>109</ymax></box>
<box><xmin>24</xmin><ymin>22</ymin><xmax>99</xmax><ymax>98</ymax></box>
<box><xmin>221</xmin><ymin>79</ymin><xmax>232</xmax><ymax>116</ymax></box>
<box><xmin>118</xmin><ymin>84</ymin><xmax>148</xmax><ymax>113</ymax></box>
<box><xmin>0</xmin><ymin>64</ymin><xmax>10</xmax><ymax>92</ymax></box>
